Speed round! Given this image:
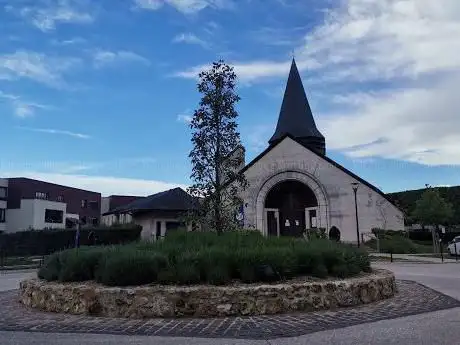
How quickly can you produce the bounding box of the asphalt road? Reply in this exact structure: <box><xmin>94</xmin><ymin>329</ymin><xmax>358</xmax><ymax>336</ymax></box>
<box><xmin>0</xmin><ymin>270</ymin><xmax>36</xmax><ymax>292</ymax></box>
<box><xmin>0</xmin><ymin>263</ymin><xmax>459</xmax><ymax>345</ymax></box>
<box><xmin>373</xmin><ymin>262</ymin><xmax>460</xmax><ymax>299</ymax></box>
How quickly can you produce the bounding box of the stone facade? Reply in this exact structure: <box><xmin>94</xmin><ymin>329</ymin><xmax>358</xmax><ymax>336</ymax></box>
<box><xmin>241</xmin><ymin>137</ymin><xmax>405</xmax><ymax>242</ymax></box>
<box><xmin>20</xmin><ymin>269</ymin><xmax>396</xmax><ymax>318</ymax></box>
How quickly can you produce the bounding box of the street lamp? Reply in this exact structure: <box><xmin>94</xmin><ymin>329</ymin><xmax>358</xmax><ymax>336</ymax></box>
<box><xmin>351</xmin><ymin>182</ymin><xmax>360</xmax><ymax>247</ymax></box>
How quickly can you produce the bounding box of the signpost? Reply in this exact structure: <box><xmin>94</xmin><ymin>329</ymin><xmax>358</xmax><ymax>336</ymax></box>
<box><xmin>439</xmin><ymin>238</ymin><xmax>444</xmax><ymax>263</ymax></box>
<box><xmin>75</xmin><ymin>222</ymin><xmax>81</xmax><ymax>248</ymax></box>
<box><xmin>236</xmin><ymin>205</ymin><xmax>244</xmax><ymax>227</ymax></box>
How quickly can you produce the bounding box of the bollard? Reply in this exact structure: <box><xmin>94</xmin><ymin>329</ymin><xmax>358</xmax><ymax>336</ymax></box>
<box><xmin>390</xmin><ymin>251</ymin><xmax>393</xmax><ymax>263</ymax></box>
<box><xmin>441</xmin><ymin>245</ymin><xmax>444</xmax><ymax>263</ymax></box>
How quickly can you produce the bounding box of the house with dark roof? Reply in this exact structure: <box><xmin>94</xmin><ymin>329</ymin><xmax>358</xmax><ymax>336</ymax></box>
<box><xmin>103</xmin><ymin>187</ymin><xmax>199</xmax><ymax>240</ymax></box>
<box><xmin>100</xmin><ymin>195</ymin><xmax>144</xmax><ymax>227</ymax></box>
<box><xmin>235</xmin><ymin>59</ymin><xmax>404</xmax><ymax>242</ymax></box>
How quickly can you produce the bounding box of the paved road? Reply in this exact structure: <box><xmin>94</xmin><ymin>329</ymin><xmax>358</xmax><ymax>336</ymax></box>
<box><xmin>0</xmin><ymin>270</ymin><xmax>36</xmax><ymax>292</ymax></box>
<box><xmin>0</xmin><ymin>264</ymin><xmax>459</xmax><ymax>345</ymax></box>
<box><xmin>1</xmin><ymin>307</ymin><xmax>460</xmax><ymax>345</ymax></box>
<box><xmin>374</xmin><ymin>262</ymin><xmax>460</xmax><ymax>299</ymax></box>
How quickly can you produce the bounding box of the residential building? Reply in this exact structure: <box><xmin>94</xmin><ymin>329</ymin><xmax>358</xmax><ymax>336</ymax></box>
<box><xmin>101</xmin><ymin>195</ymin><xmax>143</xmax><ymax>226</ymax></box>
<box><xmin>0</xmin><ymin>178</ymin><xmax>7</xmax><ymax>233</ymax></box>
<box><xmin>103</xmin><ymin>188</ymin><xmax>198</xmax><ymax>241</ymax></box>
<box><xmin>4</xmin><ymin>177</ymin><xmax>101</xmax><ymax>233</ymax></box>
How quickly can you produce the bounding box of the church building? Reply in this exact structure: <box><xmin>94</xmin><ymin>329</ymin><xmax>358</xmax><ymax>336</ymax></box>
<box><xmin>237</xmin><ymin>59</ymin><xmax>404</xmax><ymax>243</ymax></box>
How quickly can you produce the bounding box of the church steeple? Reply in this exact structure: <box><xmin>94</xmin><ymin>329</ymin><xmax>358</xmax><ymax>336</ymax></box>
<box><xmin>269</xmin><ymin>58</ymin><xmax>326</xmax><ymax>155</ymax></box>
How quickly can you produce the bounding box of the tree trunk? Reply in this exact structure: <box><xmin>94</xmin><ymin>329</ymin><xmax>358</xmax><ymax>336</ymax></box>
<box><xmin>214</xmin><ymin>110</ymin><xmax>222</xmax><ymax>234</ymax></box>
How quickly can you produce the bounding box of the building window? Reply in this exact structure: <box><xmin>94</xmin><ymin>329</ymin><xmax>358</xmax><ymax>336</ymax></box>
<box><xmin>89</xmin><ymin>201</ymin><xmax>99</xmax><ymax>211</ymax></box>
<box><xmin>0</xmin><ymin>208</ymin><xmax>5</xmax><ymax>223</ymax></box>
<box><xmin>44</xmin><ymin>209</ymin><xmax>63</xmax><ymax>223</ymax></box>
<box><xmin>57</xmin><ymin>195</ymin><xmax>64</xmax><ymax>202</ymax></box>
<box><xmin>165</xmin><ymin>222</ymin><xmax>184</xmax><ymax>235</ymax></box>
<box><xmin>81</xmin><ymin>199</ymin><xmax>88</xmax><ymax>208</ymax></box>
<box><xmin>35</xmin><ymin>191</ymin><xmax>49</xmax><ymax>200</ymax></box>
<box><xmin>0</xmin><ymin>187</ymin><xmax>7</xmax><ymax>199</ymax></box>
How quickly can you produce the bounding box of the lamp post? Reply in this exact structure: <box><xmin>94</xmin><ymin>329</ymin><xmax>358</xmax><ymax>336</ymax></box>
<box><xmin>351</xmin><ymin>182</ymin><xmax>360</xmax><ymax>247</ymax></box>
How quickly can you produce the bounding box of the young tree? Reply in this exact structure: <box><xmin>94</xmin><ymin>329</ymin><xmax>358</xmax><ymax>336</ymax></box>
<box><xmin>412</xmin><ymin>186</ymin><xmax>454</xmax><ymax>252</ymax></box>
<box><xmin>188</xmin><ymin>60</ymin><xmax>247</xmax><ymax>234</ymax></box>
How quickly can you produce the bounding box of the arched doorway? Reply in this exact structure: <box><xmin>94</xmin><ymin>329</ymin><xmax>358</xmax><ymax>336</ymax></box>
<box><xmin>329</xmin><ymin>226</ymin><xmax>341</xmax><ymax>242</ymax></box>
<box><xmin>264</xmin><ymin>180</ymin><xmax>318</xmax><ymax>237</ymax></box>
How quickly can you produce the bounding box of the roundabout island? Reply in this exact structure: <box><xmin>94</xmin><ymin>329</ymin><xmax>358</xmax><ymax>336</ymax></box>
<box><xmin>19</xmin><ymin>230</ymin><xmax>397</xmax><ymax>318</ymax></box>
<box><xmin>20</xmin><ymin>269</ymin><xmax>396</xmax><ymax>318</ymax></box>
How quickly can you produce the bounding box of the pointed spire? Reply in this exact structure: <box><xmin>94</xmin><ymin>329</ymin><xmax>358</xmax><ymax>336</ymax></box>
<box><xmin>268</xmin><ymin>58</ymin><xmax>326</xmax><ymax>155</ymax></box>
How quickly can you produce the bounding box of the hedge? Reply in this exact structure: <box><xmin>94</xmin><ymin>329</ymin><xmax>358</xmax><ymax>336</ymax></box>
<box><xmin>38</xmin><ymin>230</ymin><xmax>371</xmax><ymax>286</ymax></box>
<box><xmin>0</xmin><ymin>225</ymin><xmax>142</xmax><ymax>257</ymax></box>
<box><xmin>371</xmin><ymin>228</ymin><xmax>460</xmax><ymax>244</ymax></box>
<box><xmin>408</xmin><ymin>231</ymin><xmax>460</xmax><ymax>243</ymax></box>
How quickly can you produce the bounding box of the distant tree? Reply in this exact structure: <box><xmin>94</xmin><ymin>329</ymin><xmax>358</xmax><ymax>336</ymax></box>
<box><xmin>412</xmin><ymin>186</ymin><xmax>454</xmax><ymax>252</ymax></box>
<box><xmin>388</xmin><ymin>185</ymin><xmax>460</xmax><ymax>226</ymax></box>
<box><xmin>188</xmin><ymin>60</ymin><xmax>248</xmax><ymax>234</ymax></box>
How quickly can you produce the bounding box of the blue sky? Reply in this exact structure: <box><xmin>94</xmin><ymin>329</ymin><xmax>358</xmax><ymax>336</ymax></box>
<box><xmin>1</xmin><ymin>0</ymin><xmax>460</xmax><ymax>196</ymax></box>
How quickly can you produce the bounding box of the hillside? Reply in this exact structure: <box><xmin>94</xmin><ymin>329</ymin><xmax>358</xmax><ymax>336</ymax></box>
<box><xmin>387</xmin><ymin>186</ymin><xmax>460</xmax><ymax>225</ymax></box>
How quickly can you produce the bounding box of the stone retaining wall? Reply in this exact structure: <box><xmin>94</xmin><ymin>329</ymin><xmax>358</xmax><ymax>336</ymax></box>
<box><xmin>19</xmin><ymin>269</ymin><xmax>396</xmax><ymax>318</ymax></box>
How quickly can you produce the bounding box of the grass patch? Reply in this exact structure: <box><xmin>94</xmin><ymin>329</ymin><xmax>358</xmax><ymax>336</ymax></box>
<box><xmin>38</xmin><ymin>230</ymin><xmax>371</xmax><ymax>287</ymax></box>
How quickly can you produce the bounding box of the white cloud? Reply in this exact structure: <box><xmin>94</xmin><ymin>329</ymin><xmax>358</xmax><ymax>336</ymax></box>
<box><xmin>0</xmin><ymin>50</ymin><xmax>79</xmax><ymax>87</ymax></box>
<box><xmin>243</xmin><ymin>124</ymin><xmax>274</xmax><ymax>152</ymax></box>
<box><xmin>177</xmin><ymin>111</ymin><xmax>193</xmax><ymax>124</ymax></box>
<box><xmin>177</xmin><ymin>115</ymin><xmax>192</xmax><ymax>124</ymax></box>
<box><xmin>173</xmin><ymin>33</ymin><xmax>209</xmax><ymax>48</ymax></box>
<box><xmin>17</xmin><ymin>126</ymin><xmax>90</xmax><ymax>139</ymax></box>
<box><xmin>0</xmin><ymin>91</ymin><xmax>50</xmax><ymax>118</ymax></box>
<box><xmin>8</xmin><ymin>0</ymin><xmax>94</xmax><ymax>32</ymax></box>
<box><xmin>319</xmin><ymin>75</ymin><xmax>460</xmax><ymax>166</ymax></box>
<box><xmin>310</xmin><ymin>0</ymin><xmax>460</xmax><ymax>165</ymax></box>
<box><xmin>51</xmin><ymin>37</ymin><xmax>87</xmax><ymax>45</ymax></box>
<box><xmin>175</xmin><ymin>59</ymin><xmax>319</xmax><ymax>83</ymax></box>
<box><xmin>92</xmin><ymin>50</ymin><xmax>150</xmax><ymax>68</ymax></box>
<box><xmin>177</xmin><ymin>0</ymin><xmax>460</xmax><ymax>166</ymax></box>
<box><xmin>134</xmin><ymin>0</ymin><xmax>233</xmax><ymax>14</ymax></box>
<box><xmin>0</xmin><ymin>171</ymin><xmax>187</xmax><ymax>197</ymax></box>
<box><xmin>13</xmin><ymin>102</ymin><xmax>43</xmax><ymax>118</ymax></box>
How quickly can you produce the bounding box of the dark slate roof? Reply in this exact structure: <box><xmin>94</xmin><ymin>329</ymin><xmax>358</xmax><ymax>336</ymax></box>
<box><xmin>103</xmin><ymin>188</ymin><xmax>198</xmax><ymax>215</ymax></box>
<box><xmin>269</xmin><ymin>58</ymin><xmax>325</xmax><ymax>145</ymax></box>
<box><xmin>108</xmin><ymin>195</ymin><xmax>144</xmax><ymax>212</ymax></box>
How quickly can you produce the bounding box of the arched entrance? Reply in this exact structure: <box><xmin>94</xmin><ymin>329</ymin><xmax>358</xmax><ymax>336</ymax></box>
<box><xmin>264</xmin><ymin>180</ymin><xmax>318</xmax><ymax>237</ymax></box>
<box><xmin>329</xmin><ymin>226</ymin><xmax>341</xmax><ymax>242</ymax></box>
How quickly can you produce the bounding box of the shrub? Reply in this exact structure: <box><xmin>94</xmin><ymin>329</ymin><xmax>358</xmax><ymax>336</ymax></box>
<box><xmin>173</xmin><ymin>263</ymin><xmax>202</xmax><ymax>285</ymax></box>
<box><xmin>95</xmin><ymin>249</ymin><xmax>167</xmax><ymax>286</ymax></box>
<box><xmin>205</xmin><ymin>265</ymin><xmax>232</xmax><ymax>285</ymax></box>
<box><xmin>368</xmin><ymin>235</ymin><xmax>418</xmax><ymax>254</ymax></box>
<box><xmin>39</xmin><ymin>230</ymin><xmax>371</xmax><ymax>286</ymax></box>
<box><xmin>0</xmin><ymin>226</ymin><xmax>142</xmax><ymax>257</ymax></box>
<box><xmin>58</xmin><ymin>247</ymin><xmax>106</xmax><ymax>282</ymax></box>
<box><xmin>37</xmin><ymin>253</ymin><xmax>61</xmax><ymax>281</ymax></box>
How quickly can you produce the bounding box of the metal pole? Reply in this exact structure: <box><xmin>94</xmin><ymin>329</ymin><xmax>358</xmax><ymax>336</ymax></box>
<box><xmin>75</xmin><ymin>222</ymin><xmax>81</xmax><ymax>248</ymax></box>
<box><xmin>354</xmin><ymin>188</ymin><xmax>360</xmax><ymax>248</ymax></box>
<box><xmin>440</xmin><ymin>242</ymin><xmax>444</xmax><ymax>263</ymax></box>
<box><xmin>455</xmin><ymin>242</ymin><xmax>458</xmax><ymax>262</ymax></box>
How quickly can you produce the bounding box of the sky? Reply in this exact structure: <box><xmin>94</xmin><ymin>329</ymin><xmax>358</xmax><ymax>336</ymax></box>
<box><xmin>1</xmin><ymin>0</ymin><xmax>460</xmax><ymax>196</ymax></box>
